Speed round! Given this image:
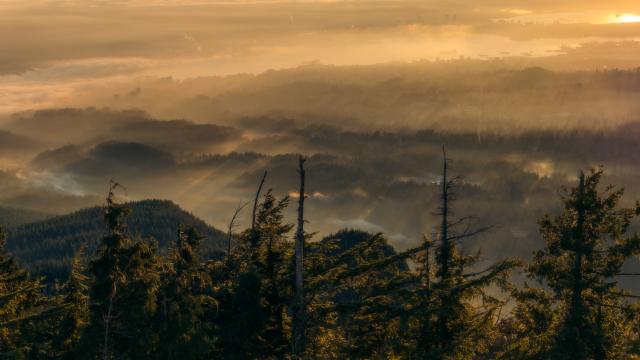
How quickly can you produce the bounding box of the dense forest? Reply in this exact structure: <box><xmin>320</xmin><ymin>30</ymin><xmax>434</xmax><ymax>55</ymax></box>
<box><xmin>5</xmin><ymin>0</ymin><xmax>640</xmax><ymax>358</ymax></box>
<box><xmin>3</xmin><ymin>200</ymin><xmax>227</xmax><ymax>285</ymax></box>
<box><xmin>2</xmin><ymin>153</ymin><xmax>640</xmax><ymax>359</ymax></box>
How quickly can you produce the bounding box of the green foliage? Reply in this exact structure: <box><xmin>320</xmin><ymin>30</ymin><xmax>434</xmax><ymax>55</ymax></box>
<box><xmin>0</xmin><ymin>225</ymin><xmax>62</xmax><ymax>359</ymax></box>
<box><xmin>54</xmin><ymin>246</ymin><xmax>89</xmax><ymax>359</ymax></box>
<box><xmin>0</xmin><ymin>206</ymin><xmax>50</xmax><ymax>228</ymax></box>
<box><xmin>2</xmin><ymin>166</ymin><xmax>640</xmax><ymax>359</ymax></box>
<box><xmin>154</xmin><ymin>227</ymin><xmax>217</xmax><ymax>359</ymax></box>
<box><xmin>501</xmin><ymin>168</ymin><xmax>640</xmax><ymax>360</ymax></box>
<box><xmin>306</xmin><ymin>230</ymin><xmax>414</xmax><ymax>358</ymax></box>
<box><xmin>5</xmin><ymin>200</ymin><xmax>226</xmax><ymax>284</ymax></box>
<box><xmin>216</xmin><ymin>190</ymin><xmax>294</xmax><ymax>359</ymax></box>
<box><xmin>412</xmin><ymin>152</ymin><xmax>519</xmax><ymax>360</ymax></box>
<box><xmin>81</xmin><ymin>187</ymin><xmax>161</xmax><ymax>359</ymax></box>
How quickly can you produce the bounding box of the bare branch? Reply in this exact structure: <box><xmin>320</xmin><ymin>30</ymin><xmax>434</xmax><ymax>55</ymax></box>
<box><xmin>227</xmin><ymin>201</ymin><xmax>249</xmax><ymax>263</ymax></box>
<box><xmin>251</xmin><ymin>171</ymin><xmax>268</xmax><ymax>230</ymax></box>
<box><xmin>449</xmin><ymin>225</ymin><xmax>494</xmax><ymax>242</ymax></box>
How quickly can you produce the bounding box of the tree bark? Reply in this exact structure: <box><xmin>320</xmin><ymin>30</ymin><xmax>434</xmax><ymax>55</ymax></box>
<box><xmin>227</xmin><ymin>202</ymin><xmax>248</xmax><ymax>264</ymax></box>
<box><xmin>440</xmin><ymin>146</ymin><xmax>450</xmax><ymax>280</ymax></box>
<box><xmin>103</xmin><ymin>282</ymin><xmax>116</xmax><ymax>360</ymax></box>
<box><xmin>293</xmin><ymin>156</ymin><xmax>306</xmax><ymax>358</ymax></box>
<box><xmin>251</xmin><ymin>171</ymin><xmax>268</xmax><ymax>230</ymax></box>
<box><xmin>437</xmin><ymin>146</ymin><xmax>452</xmax><ymax>347</ymax></box>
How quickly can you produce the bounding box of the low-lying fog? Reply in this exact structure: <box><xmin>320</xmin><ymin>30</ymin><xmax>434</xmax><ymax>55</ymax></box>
<box><xmin>2</xmin><ymin>84</ymin><xmax>640</xmax><ymax>292</ymax></box>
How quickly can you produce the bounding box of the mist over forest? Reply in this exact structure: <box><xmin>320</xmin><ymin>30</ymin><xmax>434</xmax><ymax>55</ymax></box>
<box><xmin>3</xmin><ymin>65</ymin><xmax>640</xmax><ymax>262</ymax></box>
<box><xmin>3</xmin><ymin>1</ymin><xmax>640</xmax><ymax>358</ymax></box>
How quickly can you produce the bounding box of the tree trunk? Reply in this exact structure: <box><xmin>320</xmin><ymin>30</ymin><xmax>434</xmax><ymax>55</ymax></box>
<box><xmin>251</xmin><ymin>171</ymin><xmax>268</xmax><ymax>230</ymax></box>
<box><xmin>293</xmin><ymin>156</ymin><xmax>306</xmax><ymax>358</ymax></box>
<box><xmin>440</xmin><ymin>147</ymin><xmax>450</xmax><ymax>280</ymax></box>
<box><xmin>103</xmin><ymin>282</ymin><xmax>116</xmax><ymax>360</ymax></box>
<box><xmin>437</xmin><ymin>146</ymin><xmax>452</xmax><ymax>349</ymax></box>
<box><xmin>227</xmin><ymin>202</ymin><xmax>248</xmax><ymax>264</ymax></box>
<box><xmin>568</xmin><ymin>171</ymin><xmax>588</xmax><ymax>359</ymax></box>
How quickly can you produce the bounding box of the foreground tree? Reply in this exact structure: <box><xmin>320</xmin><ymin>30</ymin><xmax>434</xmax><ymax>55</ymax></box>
<box><xmin>305</xmin><ymin>230</ymin><xmax>416</xmax><ymax>359</ymax></box>
<box><xmin>515</xmin><ymin>169</ymin><xmax>640</xmax><ymax>360</ymax></box>
<box><xmin>55</xmin><ymin>246</ymin><xmax>89</xmax><ymax>359</ymax></box>
<box><xmin>81</xmin><ymin>183</ymin><xmax>160</xmax><ymax>359</ymax></box>
<box><xmin>154</xmin><ymin>227</ymin><xmax>217</xmax><ymax>359</ymax></box>
<box><xmin>293</xmin><ymin>156</ymin><xmax>307</xmax><ymax>359</ymax></box>
<box><xmin>215</xmin><ymin>190</ymin><xmax>294</xmax><ymax>359</ymax></box>
<box><xmin>415</xmin><ymin>148</ymin><xmax>518</xmax><ymax>359</ymax></box>
<box><xmin>0</xmin><ymin>225</ymin><xmax>57</xmax><ymax>358</ymax></box>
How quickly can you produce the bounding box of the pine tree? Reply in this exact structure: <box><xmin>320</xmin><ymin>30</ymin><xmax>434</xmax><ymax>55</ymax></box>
<box><xmin>306</xmin><ymin>230</ymin><xmax>416</xmax><ymax>359</ymax></box>
<box><xmin>497</xmin><ymin>286</ymin><xmax>558</xmax><ymax>360</ymax></box>
<box><xmin>154</xmin><ymin>227</ymin><xmax>216</xmax><ymax>359</ymax></box>
<box><xmin>0</xmin><ymin>225</ymin><xmax>52</xmax><ymax>358</ymax></box>
<box><xmin>56</xmin><ymin>246</ymin><xmax>89</xmax><ymax>359</ymax></box>
<box><xmin>415</xmin><ymin>148</ymin><xmax>518</xmax><ymax>359</ymax></box>
<box><xmin>216</xmin><ymin>190</ymin><xmax>294</xmax><ymax>359</ymax></box>
<box><xmin>82</xmin><ymin>182</ymin><xmax>160</xmax><ymax>359</ymax></box>
<box><xmin>251</xmin><ymin>190</ymin><xmax>294</xmax><ymax>357</ymax></box>
<box><xmin>522</xmin><ymin>169</ymin><xmax>640</xmax><ymax>360</ymax></box>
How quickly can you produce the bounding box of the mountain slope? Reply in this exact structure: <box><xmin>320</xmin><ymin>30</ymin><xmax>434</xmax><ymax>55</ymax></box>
<box><xmin>5</xmin><ymin>199</ymin><xmax>227</xmax><ymax>282</ymax></box>
<box><xmin>0</xmin><ymin>205</ymin><xmax>51</xmax><ymax>228</ymax></box>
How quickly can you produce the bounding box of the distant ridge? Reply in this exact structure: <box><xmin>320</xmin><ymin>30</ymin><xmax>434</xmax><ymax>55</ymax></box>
<box><xmin>0</xmin><ymin>205</ymin><xmax>51</xmax><ymax>228</ymax></box>
<box><xmin>5</xmin><ymin>199</ymin><xmax>227</xmax><ymax>282</ymax></box>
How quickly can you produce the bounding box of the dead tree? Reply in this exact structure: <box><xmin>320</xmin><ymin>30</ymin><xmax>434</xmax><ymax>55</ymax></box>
<box><xmin>226</xmin><ymin>202</ymin><xmax>248</xmax><ymax>264</ymax></box>
<box><xmin>251</xmin><ymin>171</ymin><xmax>268</xmax><ymax>230</ymax></box>
<box><xmin>292</xmin><ymin>156</ymin><xmax>306</xmax><ymax>358</ymax></box>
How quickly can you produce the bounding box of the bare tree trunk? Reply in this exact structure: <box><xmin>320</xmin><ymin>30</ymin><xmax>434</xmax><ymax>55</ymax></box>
<box><xmin>293</xmin><ymin>156</ymin><xmax>306</xmax><ymax>358</ymax></box>
<box><xmin>251</xmin><ymin>171</ymin><xmax>268</xmax><ymax>230</ymax></box>
<box><xmin>103</xmin><ymin>282</ymin><xmax>117</xmax><ymax>360</ymax></box>
<box><xmin>227</xmin><ymin>202</ymin><xmax>248</xmax><ymax>264</ymax></box>
<box><xmin>423</xmin><ymin>236</ymin><xmax>431</xmax><ymax>289</ymax></box>
<box><xmin>440</xmin><ymin>146</ymin><xmax>450</xmax><ymax>280</ymax></box>
<box><xmin>437</xmin><ymin>146</ymin><xmax>452</xmax><ymax>348</ymax></box>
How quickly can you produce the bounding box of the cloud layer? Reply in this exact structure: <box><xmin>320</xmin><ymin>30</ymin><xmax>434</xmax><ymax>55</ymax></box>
<box><xmin>2</xmin><ymin>0</ymin><xmax>640</xmax><ymax>113</ymax></box>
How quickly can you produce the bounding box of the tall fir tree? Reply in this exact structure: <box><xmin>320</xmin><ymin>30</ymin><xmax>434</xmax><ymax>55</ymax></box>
<box><xmin>154</xmin><ymin>227</ymin><xmax>216</xmax><ymax>359</ymax></box>
<box><xmin>216</xmin><ymin>190</ymin><xmax>294</xmax><ymax>359</ymax></box>
<box><xmin>305</xmin><ymin>230</ymin><xmax>416</xmax><ymax>359</ymax></box>
<box><xmin>55</xmin><ymin>245</ymin><xmax>89</xmax><ymax>359</ymax></box>
<box><xmin>521</xmin><ymin>169</ymin><xmax>640</xmax><ymax>360</ymax></box>
<box><xmin>415</xmin><ymin>148</ymin><xmax>518</xmax><ymax>360</ymax></box>
<box><xmin>0</xmin><ymin>225</ymin><xmax>54</xmax><ymax>358</ymax></box>
<box><xmin>82</xmin><ymin>183</ymin><xmax>160</xmax><ymax>359</ymax></box>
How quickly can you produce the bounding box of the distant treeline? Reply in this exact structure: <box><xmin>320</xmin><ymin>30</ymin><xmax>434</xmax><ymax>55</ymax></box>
<box><xmin>1</xmin><ymin>153</ymin><xmax>640</xmax><ymax>360</ymax></box>
<box><xmin>3</xmin><ymin>199</ymin><xmax>227</xmax><ymax>284</ymax></box>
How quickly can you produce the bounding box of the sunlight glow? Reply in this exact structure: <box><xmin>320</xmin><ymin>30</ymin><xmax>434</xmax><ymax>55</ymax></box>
<box><xmin>615</xmin><ymin>13</ymin><xmax>640</xmax><ymax>23</ymax></box>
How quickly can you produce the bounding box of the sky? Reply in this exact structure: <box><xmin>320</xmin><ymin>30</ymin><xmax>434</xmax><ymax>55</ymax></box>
<box><xmin>2</xmin><ymin>0</ymin><xmax>640</xmax><ymax>114</ymax></box>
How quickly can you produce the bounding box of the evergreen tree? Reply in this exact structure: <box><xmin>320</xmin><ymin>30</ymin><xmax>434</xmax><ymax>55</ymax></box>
<box><xmin>518</xmin><ymin>169</ymin><xmax>640</xmax><ymax>360</ymax></box>
<box><xmin>216</xmin><ymin>190</ymin><xmax>294</xmax><ymax>359</ymax></box>
<box><xmin>154</xmin><ymin>227</ymin><xmax>216</xmax><ymax>359</ymax></box>
<box><xmin>55</xmin><ymin>246</ymin><xmax>89</xmax><ymax>359</ymax></box>
<box><xmin>414</xmin><ymin>148</ymin><xmax>518</xmax><ymax>359</ymax></box>
<box><xmin>306</xmin><ymin>230</ymin><xmax>416</xmax><ymax>359</ymax></box>
<box><xmin>82</xmin><ymin>183</ymin><xmax>160</xmax><ymax>359</ymax></box>
<box><xmin>0</xmin><ymin>225</ymin><xmax>52</xmax><ymax>358</ymax></box>
<box><xmin>496</xmin><ymin>286</ymin><xmax>558</xmax><ymax>360</ymax></box>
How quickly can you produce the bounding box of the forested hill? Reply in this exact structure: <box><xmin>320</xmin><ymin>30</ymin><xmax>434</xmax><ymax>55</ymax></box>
<box><xmin>4</xmin><ymin>199</ymin><xmax>227</xmax><ymax>282</ymax></box>
<box><xmin>0</xmin><ymin>205</ymin><xmax>51</xmax><ymax>228</ymax></box>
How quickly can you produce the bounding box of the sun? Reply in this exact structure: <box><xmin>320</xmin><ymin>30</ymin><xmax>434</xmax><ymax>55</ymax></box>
<box><xmin>614</xmin><ymin>13</ymin><xmax>640</xmax><ymax>23</ymax></box>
